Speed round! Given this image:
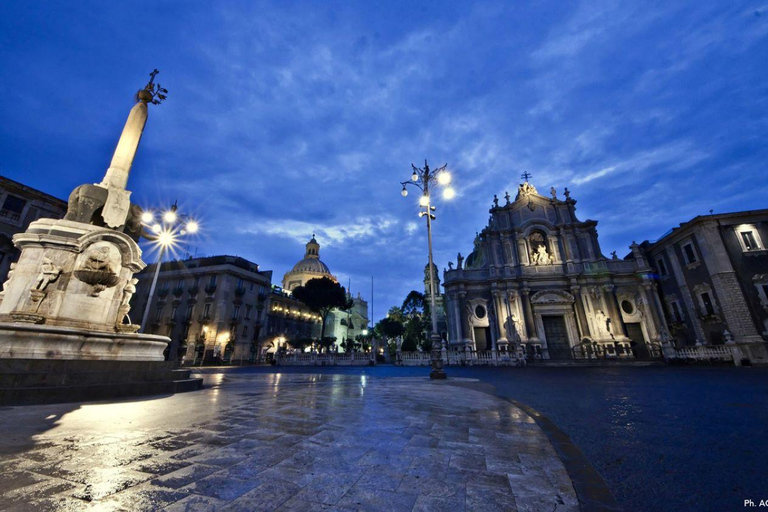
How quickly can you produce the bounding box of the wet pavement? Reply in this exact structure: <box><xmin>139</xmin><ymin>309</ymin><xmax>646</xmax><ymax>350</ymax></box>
<box><xmin>208</xmin><ymin>365</ymin><xmax>768</xmax><ymax>512</ymax></box>
<box><xmin>0</xmin><ymin>373</ymin><xmax>579</xmax><ymax>511</ymax></box>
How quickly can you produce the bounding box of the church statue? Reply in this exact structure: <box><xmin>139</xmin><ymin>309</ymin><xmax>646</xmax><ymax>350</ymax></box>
<box><xmin>493</xmin><ymin>195</ymin><xmax>499</xmax><ymax>208</ymax></box>
<box><xmin>530</xmin><ymin>244</ymin><xmax>552</xmax><ymax>265</ymax></box>
<box><xmin>611</xmin><ymin>251</ymin><xmax>618</xmax><ymax>260</ymax></box>
<box><xmin>564</xmin><ymin>187</ymin><xmax>571</xmax><ymax>199</ymax></box>
<box><xmin>550</xmin><ymin>187</ymin><xmax>557</xmax><ymax>199</ymax></box>
<box><xmin>595</xmin><ymin>310</ymin><xmax>608</xmax><ymax>335</ymax></box>
<box><xmin>457</xmin><ymin>252</ymin><xmax>464</xmax><ymax>270</ymax></box>
<box><xmin>448</xmin><ymin>261</ymin><xmax>454</xmax><ymax>270</ymax></box>
<box><xmin>34</xmin><ymin>258</ymin><xmax>62</xmax><ymax>292</ymax></box>
<box><xmin>504</xmin><ymin>191</ymin><xmax>511</xmax><ymax>205</ymax></box>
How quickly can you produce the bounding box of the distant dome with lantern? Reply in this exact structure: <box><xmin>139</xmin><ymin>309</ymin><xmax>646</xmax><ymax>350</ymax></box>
<box><xmin>282</xmin><ymin>235</ymin><xmax>337</xmax><ymax>291</ymax></box>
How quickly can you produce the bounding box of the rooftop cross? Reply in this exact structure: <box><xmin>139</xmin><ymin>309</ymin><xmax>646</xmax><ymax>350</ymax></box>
<box><xmin>521</xmin><ymin>171</ymin><xmax>533</xmax><ymax>182</ymax></box>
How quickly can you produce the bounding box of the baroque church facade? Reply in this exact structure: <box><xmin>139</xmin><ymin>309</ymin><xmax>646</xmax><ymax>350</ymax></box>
<box><xmin>442</xmin><ymin>181</ymin><xmax>666</xmax><ymax>360</ymax></box>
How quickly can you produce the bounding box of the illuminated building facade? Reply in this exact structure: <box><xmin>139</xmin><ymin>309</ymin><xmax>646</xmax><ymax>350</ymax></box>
<box><xmin>443</xmin><ymin>181</ymin><xmax>666</xmax><ymax>360</ymax></box>
<box><xmin>132</xmin><ymin>255</ymin><xmax>272</xmax><ymax>364</ymax></box>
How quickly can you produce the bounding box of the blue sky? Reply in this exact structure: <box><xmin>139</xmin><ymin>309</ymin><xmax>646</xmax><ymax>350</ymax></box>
<box><xmin>1</xmin><ymin>1</ymin><xmax>766</xmax><ymax>321</ymax></box>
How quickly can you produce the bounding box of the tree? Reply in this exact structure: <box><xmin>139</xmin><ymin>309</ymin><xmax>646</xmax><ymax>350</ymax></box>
<box><xmin>401</xmin><ymin>290</ymin><xmax>425</xmax><ymax>318</ymax></box>
<box><xmin>292</xmin><ymin>277</ymin><xmax>353</xmax><ymax>349</ymax></box>
<box><xmin>375</xmin><ymin>315</ymin><xmax>405</xmax><ymax>358</ymax></box>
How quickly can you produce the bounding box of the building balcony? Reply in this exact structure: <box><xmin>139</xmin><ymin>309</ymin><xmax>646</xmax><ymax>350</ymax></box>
<box><xmin>0</xmin><ymin>209</ymin><xmax>21</xmax><ymax>222</ymax></box>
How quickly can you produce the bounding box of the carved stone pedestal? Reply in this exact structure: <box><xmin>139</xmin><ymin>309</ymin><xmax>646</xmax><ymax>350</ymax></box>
<box><xmin>0</xmin><ymin>218</ymin><xmax>168</xmax><ymax>362</ymax></box>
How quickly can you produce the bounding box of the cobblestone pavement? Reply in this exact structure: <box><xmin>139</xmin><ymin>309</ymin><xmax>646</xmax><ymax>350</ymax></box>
<box><xmin>0</xmin><ymin>373</ymin><xmax>579</xmax><ymax>511</ymax></box>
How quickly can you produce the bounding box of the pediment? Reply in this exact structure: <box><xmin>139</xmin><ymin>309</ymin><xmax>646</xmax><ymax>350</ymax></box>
<box><xmin>530</xmin><ymin>290</ymin><xmax>574</xmax><ymax>304</ymax></box>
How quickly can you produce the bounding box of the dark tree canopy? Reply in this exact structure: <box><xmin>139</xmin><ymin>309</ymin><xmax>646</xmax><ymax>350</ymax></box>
<box><xmin>401</xmin><ymin>290</ymin><xmax>425</xmax><ymax>318</ymax></box>
<box><xmin>292</xmin><ymin>277</ymin><xmax>352</xmax><ymax>342</ymax></box>
<box><xmin>375</xmin><ymin>316</ymin><xmax>405</xmax><ymax>340</ymax></box>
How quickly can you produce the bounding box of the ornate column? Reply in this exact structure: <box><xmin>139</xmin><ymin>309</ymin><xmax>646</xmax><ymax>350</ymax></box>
<box><xmin>459</xmin><ymin>291</ymin><xmax>472</xmax><ymax>347</ymax></box>
<box><xmin>449</xmin><ymin>294</ymin><xmax>461</xmax><ymax>344</ymax></box>
<box><xmin>516</xmin><ymin>232</ymin><xmax>529</xmax><ymax>266</ymax></box>
<box><xmin>571</xmin><ymin>285</ymin><xmax>590</xmax><ymax>339</ymax></box>
<box><xmin>639</xmin><ymin>282</ymin><xmax>662</xmax><ymax>341</ymax></box>
<box><xmin>520</xmin><ymin>288</ymin><xmax>537</xmax><ymax>339</ymax></box>
<box><xmin>492</xmin><ymin>290</ymin><xmax>508</xmax><ymax>345</ymax></box>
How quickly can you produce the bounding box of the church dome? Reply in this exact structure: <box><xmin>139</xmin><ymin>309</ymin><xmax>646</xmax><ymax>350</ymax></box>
<box><xmin>290</xmin><ymin>257</ymin><xmax>331</xmax><ymax>275</ymax></box>
<box><xmin>282</xmin><ymin>235</ymin><xmax>336</xmax><ymax>291</ymax></box>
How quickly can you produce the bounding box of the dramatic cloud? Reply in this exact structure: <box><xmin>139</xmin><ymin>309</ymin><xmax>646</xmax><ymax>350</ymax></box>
<box><xmin>1</xmin><ymin>1</ymin><xmax>766</xmax><ymax>318</ymax></box>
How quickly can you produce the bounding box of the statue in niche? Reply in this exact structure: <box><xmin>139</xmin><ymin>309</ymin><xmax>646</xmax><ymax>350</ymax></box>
<box><xmin>595</xmin><ymin>310</ymin><xmax>613</xmax><ymax>338</ymax></box>
<box><xmin>34</xmin><ymin>258</ymin><xmax>62</xmax><ymax>292</ymax></box>
<box><xmin>529</xmin><ymin>232</ymin><xmax>552</xmax><ymax>265</ymax></box>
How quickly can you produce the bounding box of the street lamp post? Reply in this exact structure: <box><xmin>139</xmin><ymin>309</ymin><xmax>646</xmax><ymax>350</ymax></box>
<box><xmin>138</xmin><ymin>202</ymin><xmax>199</xmax><ymax>343</ymax></box>
<box><xmin>401</xmin><ymin>160</ymin><xmax>455</xmax><ymax>380</ymax></box>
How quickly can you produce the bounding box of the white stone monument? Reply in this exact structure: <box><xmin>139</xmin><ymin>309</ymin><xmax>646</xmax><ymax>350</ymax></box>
<box><xmin>0</xmin><ymin>71</ymin><xmax>170</xmax><ymax>361</ymax></box>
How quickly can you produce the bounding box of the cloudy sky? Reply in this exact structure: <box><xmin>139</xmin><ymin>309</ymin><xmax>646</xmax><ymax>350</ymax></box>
<box><xmin>1</xmin><ymin>1</ymin><xmax>766</xmax><ymax>321</ymax></box>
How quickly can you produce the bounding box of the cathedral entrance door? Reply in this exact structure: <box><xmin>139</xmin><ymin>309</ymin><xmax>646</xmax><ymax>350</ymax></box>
<box><xmin>626</xmin><ymin>322</ymin><xmax>652</xmax><ymax>359</ymax></box>
<box><xmin>473</xmin><ymin>327</ymin><xmax>490</xmax><ymax>351</ymax></box>
<box><xmin>542</xmin><ymin>315</ymin><xmax>571</xmax><ymax>359</ymax></box>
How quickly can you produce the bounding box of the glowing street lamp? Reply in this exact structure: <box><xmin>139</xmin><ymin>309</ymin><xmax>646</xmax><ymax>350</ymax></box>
<box><xmin>139</xmin><ymin>202</ymin><xmax>199</xmax><ymax>335</ymax></box>
<box><xmin>400</xmin><ymin>159</ymin><xmax>455</xmax><ymax>380</ymax></box>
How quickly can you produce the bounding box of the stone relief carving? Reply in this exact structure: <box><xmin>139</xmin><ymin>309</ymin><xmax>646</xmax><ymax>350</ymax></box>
<box><xmin>34</xmin><ymin>258</ymin><xmax>62</xmax><ymax>292</ymax></box>
<box><xmin>2</xmin><ymin>262</ymin><xmax>15</xmax><ymax>292</ymax></box>
<box><xmin>74</xmin><ymin>244</ymin><xmax>121</xmax><ymax>297</ymax></box>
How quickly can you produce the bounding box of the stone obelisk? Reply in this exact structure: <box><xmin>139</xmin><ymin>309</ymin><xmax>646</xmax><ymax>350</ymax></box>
<box><xmin>98</xmin><ymin>70</ymin><xmax>159</xmax><ymax>228</ymax></box>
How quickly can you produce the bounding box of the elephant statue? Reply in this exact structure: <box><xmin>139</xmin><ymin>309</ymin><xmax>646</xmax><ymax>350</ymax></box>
<box><xmin>64</xmin><ymin>184</ymin><xmax>144</xmax><ymax>241</ymax></box>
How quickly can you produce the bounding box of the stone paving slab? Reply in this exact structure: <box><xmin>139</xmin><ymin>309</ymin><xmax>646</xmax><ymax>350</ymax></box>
<box><xmin>0</xmin><ymin>374</ymin><xmax>579</xmax><ymax>511</ymax></box>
